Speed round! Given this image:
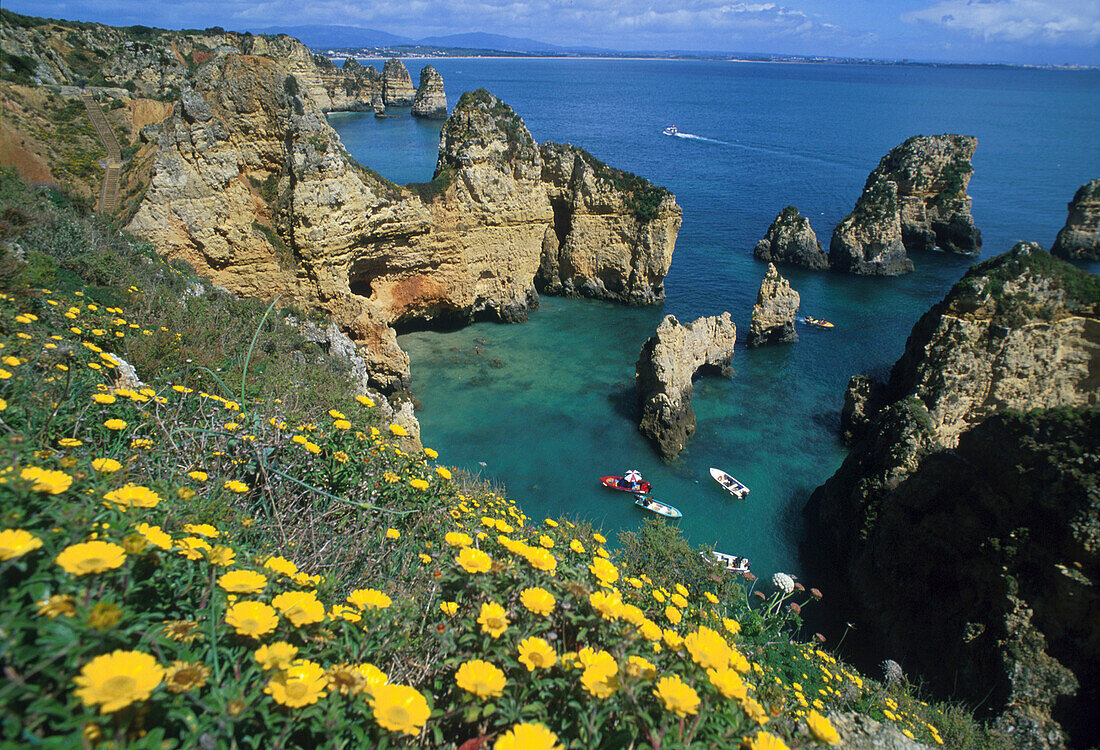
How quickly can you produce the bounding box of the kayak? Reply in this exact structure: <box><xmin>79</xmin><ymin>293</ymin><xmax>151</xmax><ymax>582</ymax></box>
<box><xmin>634</xmin><ymin>495</ymin><xmax>683</xmax><ymax>519</ymax></box>
<box><xmin>600</xmin><ymin>476</ymin><xmax>651</xmax><ymax>494</ymax></box>
<box><xmin>804</xmin><ymin>316</ymin><xmax>835</xmax><ymax>329</ymax></box>
<box><xmin>709</xmin><ymin>468</ymin><xmax>749</xmax><ymax>499</ymax></box>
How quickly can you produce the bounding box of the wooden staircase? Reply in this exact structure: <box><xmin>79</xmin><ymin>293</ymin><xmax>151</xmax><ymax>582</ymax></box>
<box><xmin>81</xmin><ymin>91</ymin><xmax>122</xmax><ymax>214</ymax></box>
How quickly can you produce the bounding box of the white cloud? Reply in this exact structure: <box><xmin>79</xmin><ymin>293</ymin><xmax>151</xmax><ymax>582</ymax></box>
<box><xmin>903</xmin><ymin>0</ymin><xmax>1100</xmax><ymax>45</ymax></box>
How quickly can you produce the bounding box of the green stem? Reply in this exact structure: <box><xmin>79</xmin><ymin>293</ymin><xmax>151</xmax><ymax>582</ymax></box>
<box><xmin>240</xmin><ymin>297</ymin><xmax>280</xmax><ymax>402</ymax></box>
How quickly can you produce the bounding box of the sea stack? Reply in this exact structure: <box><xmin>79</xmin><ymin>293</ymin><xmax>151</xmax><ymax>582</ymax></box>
<box><xmin>830</xmin><ymin>134</ymin><xmax>981</xmax><ymax>274</ymax></box>
<box><xmin>1051</xmin><ymin>179</ymin><xmax>1100</xmax><ymax>261</ymax></box>
<box><xmin>747</xmin><ymin>263</ymin><xmax>799</xmax><ymax>347</ymax></box>
<box><xmin>753</xmin><ymin>206</ymin><xmax>828</xmax><ymax>270</ymax></box>
<box><xmin>382</xmin><ymin>58</ymin><xmax>415</xmax><ymax>106</ymax></box>
<box><xmin>636</xmin><ymin>313</ymin><xmax>737</xmax><ymax>460</ymax></box>
<box><xmin>804</xmin><ymin>244</ymin><xmax>1100</xmax><ymax>747</ymax></box>
<box><xmin>411</xmin><ymin>65</ymin><xmax>448</xmax><ymax>119</ymax></box>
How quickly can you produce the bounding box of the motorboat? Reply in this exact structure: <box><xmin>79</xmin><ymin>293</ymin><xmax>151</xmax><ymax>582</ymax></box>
<box><xmin>634</xmin><ymin>495</ymin><xmax>682</xmax><ymax>519</ymax></box>
<box><xmin>702</xmin><ymin>550</ymin><xmax>751</xmax><ymax>574</ymax></box>
<box><xmin>709</xmin><ymin>467</ymin><xmax>749</xmax><ymax>499</ymax></box>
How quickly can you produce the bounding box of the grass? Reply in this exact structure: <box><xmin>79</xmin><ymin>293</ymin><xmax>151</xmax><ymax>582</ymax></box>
<box><xmin>0</xmin><ymin>168</ymin><xmax>987</xmax><ymax>748</ymax></box>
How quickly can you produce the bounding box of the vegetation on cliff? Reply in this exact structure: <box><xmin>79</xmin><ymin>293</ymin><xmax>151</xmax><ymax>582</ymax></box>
<box><xmin>0</xmin><ymin>169</ymin><xmax>965</xmax><ymax>748</ymax></box>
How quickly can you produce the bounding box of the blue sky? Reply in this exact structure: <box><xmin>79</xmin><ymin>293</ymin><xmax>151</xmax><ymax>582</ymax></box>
<box><xmin>7</xmin><ymin>0</ymin><xmax>1099</xmax><ymax>65</ymax></box>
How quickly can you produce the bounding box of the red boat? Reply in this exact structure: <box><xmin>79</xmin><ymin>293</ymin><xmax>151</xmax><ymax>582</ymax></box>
<box><xmin>600</xmin><ymin>476</ymin><xmax>651</xmax><ymax>494</ymax></box>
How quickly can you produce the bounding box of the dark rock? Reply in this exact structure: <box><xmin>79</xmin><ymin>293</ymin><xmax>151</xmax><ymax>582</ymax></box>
<box><xmin>840</xmin><ymin>374</ymin><xmax>887</xmax><ymax>445</ymax></box>
<box><xmin>829</xmin><ymin>175</ymin><xmax>912</xmax><ymax>275</ymax></box>
<box><xmin>747</xmin><ymin>263</ymin><xmax>799</xmax><ymax>347</ymax></box>
<box><xmin>411</xmin><ymin>65</ymin><xmax>447</xmax><ymax>119</ymax></box>
<box><xmin>1051</xmin><ymin>179</ymin><xmax>1100</xmax><ymax>261</ymax></box>
<box><xmin>636</xmin><ymin>313</ymin><xmax>737</xmax><ymax>459</ymax></box>
<box><xmin>753</xmin><ymin>205</ymin><xmax>828</xmax><ymax>270</ymax></box>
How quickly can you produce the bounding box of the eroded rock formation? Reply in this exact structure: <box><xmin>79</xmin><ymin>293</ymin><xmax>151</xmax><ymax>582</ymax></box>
<box><xmin>1051</xmin><ymin>179</ymin><xmax>1100</xmax><ymax>261</ymax></box>
<box><xmin>747</xmin><ymin>263</ymin><xmax>799</xmax><ymax>347</ymax></box>
<box><xmin>753</xmin><ymin>205</ymin><xmax>828</xmax><ymax>270</ymax></box>
<box><xmin>830</xmin><ymin>135</ymin><xmax>981</xmax><ymax>274</ymax></box>
<box><xmin>805</xmin><ymin>244</ymin><xmax>1100</xmax><ymax>748</ymax></box>
<box><xmin>636</xmin><ymin>313</ymin><xmax>737</xmax><ymax>459</ymax></box>
<box><xmin>411</xmin><ymin>65</ymin><xmax>447</xmax><ymax>119</ymax></box>
<box><xmin>382</xmin><ymin>58</ymin><xmax>415</xmax><ymax>106</ymax></box>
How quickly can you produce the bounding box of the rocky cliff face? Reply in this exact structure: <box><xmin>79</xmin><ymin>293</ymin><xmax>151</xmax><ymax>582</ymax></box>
<box><xmin>748</xmin><ymin>263</ymin><xmax>799</xmax><ymax>347</ymax></box>
<box><xmin>805</xmin><ymin>244</ymin><xmax>1100</xmax><ymax>749</ymax></box>
<box><xmin>753</xmin><ymin>205</ymin><xmax>828</xmax><ymax>270</ymax></box>
<box><xmin>382</xmin><ymin>58</ymin><xmax>415</xmax><ymax>106</ymax></box>
<box><xmin>636</xmin><ymin>313</ymin><xmax>736</xmax><ymax>459</ymax></box>
<box><xmin>830</xmin><ymin>135</ymin><xmax>981</xmax><ymax>274</ymax></box>
<box><xmin>1051</xmin><ymin>179</ymin><xmax>1100</xmax><ymax>262</ymax></box>
<box><xmin>411</xmin><ymin>65</ymin><xmax>447</xmax><ymax>119</ymax></box>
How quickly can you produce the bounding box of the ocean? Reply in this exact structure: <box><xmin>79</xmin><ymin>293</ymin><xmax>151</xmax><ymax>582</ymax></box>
<box><xmin>328</xmin><ymin>59</ymin><xmax>1100</xmax><ymax>584</ymax></box>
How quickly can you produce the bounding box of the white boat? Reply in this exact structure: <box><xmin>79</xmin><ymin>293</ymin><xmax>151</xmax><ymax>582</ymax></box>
<box><xmin>702</xmin><ymin>550</ymin><xmax>751</xmax><ymax>573</ymax></box>
<box><xmin>663</xmin><ymin>125</ymin><xmax>678</xmax><ymax>136</ymax></box>
<box><xmin>634</xmin><ymin>495</ymin><xmax>683</xmax><ymax>519</ymax></box>
<box><xmin>709</xmin><ymin>467</ymin><xmax>749</xmax><ymax>499</ymax></box>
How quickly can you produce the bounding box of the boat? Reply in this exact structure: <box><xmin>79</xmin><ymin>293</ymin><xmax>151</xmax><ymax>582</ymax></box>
<box><xmin>702</xmin><ymin>550</ymin><xmax>751</xmax><ymax>574</ymax></box>
<box><xmin>709</xmin><ymin>467</ymin><xmax>749</xmax><ymax>499</ymax></box>
<box><xmin>633</xmin><ymin>495</ymin><xmax>682</xmax><ymax>519</ymax></box>
<box><xmin>803</xmin><ymin>316</ymin><xmax>835</xmax><ymax>329</ymax></box>
<box><xmin>663</xmin><ymin>125</ymin><xmax>678</xmax><ymax>136</ymax></box>
<box><xmin>600</xmin><ymin>476</ymin><xmax>651</xmax><ymax>494</ymax></box>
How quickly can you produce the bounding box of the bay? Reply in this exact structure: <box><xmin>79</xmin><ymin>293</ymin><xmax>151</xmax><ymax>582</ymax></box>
<box><xmin>329</xmin><ymin>59</ymin><xmax>1100</xmax><ymax>581</ymax></box>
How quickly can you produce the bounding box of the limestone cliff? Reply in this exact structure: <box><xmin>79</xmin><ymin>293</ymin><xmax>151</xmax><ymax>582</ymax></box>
<box><xmin>830</xmin><ymin>135</ymin><xmax>981</xmax><ymax>274</ymax></box>
<box><xmin>411</xmin><ymin>65</ymin><xmax>447</xmax><ymax>119</ymax></box>
<box><xmin>1051</xmin><ymin>179</ymin><xmax>1100</xmax><ymax>262</ymax></box>
<box><xmin>747</xmin><ymin>263</ymin><xmax>799</xmax><ymax>347</ymax></box>
<box><xmin>753</xmin><ymin>205</ymin><xmax>828</xmax><ymax>270</ymax></box>
<box><xmin>805</xmin><ymin>244</ymin><xmax>1100</xmax><ymax>748</ymax></box>
<box><xmin>382</xmin><ymin>58</ymin><xmax>415</xmax><ymax>106</ymax></box>
<box><xmin>636</xmin><ymin>313</ymin><xmax>737</xmax><ymax>459</ymax></box>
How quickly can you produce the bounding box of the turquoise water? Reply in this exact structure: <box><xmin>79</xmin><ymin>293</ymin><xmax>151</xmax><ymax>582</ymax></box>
<box><xmin>329</xmin><ymin>60</ymin><xmax>1100</xmax><ymax>581</ymax></box>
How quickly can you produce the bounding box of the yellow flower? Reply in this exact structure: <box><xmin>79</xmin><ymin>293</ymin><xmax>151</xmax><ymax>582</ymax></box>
<box><xmin>303</xmin><ymin>441</ymin><xmax>322</xmax><ymax>454</ymax></box>
<box><xmin>519</xmin><ymin>587</ymin><xmax>555</xmax><ymax>616</ymax></box>
<box><xmin>707</xmin><ymin>667</ymin><xmax>747</xmax><ymax>699</ymax></box>
<box><xmin>347</xmin><ymin>588</ymin><xmax>392</xmax><ymax>610</ymax></box>
<box><xmin>685</xmin><ymin>626</ymin><xmax>731</xmax><ymax>671</ymax></box>
<box><xmin>704</xmin><ymin>591</ymin><xmax>719</xmax><ymax>604</ymax></box>
<box><xmin>57</xmin><ymin>437</ymin><xmax>82</xmax><ymax>448</ymax></box>
<box><xmin>334</xmin><ymin>451</ymin><xmax>349</xmax><ymax>463</ymax></box>
<box><xmin>808</xmin><ymin>710</ymin><xmax>841</xmax><ymax>745</ymax></box>
<box><xmin>91</xmin><ymin>458</ymin><xmax>123</xmax><ymax>473</ymax></box>
<box><xmin>92</xmin><ymin>393</ymin><xmax>116</xmax><ymax>404</ymax></box>
<box><xmin>654</xmin><ymin>675</ymin><xmax>700</xmax><ymax>717</ymax></box>
<box><xmin>455</xmin><ymin>546</ymin><xmax>492</xmax><ymax>573</ymax></box>
<box><xmin>329</xmin><ymin>604</ymin><xmax>362</xmax><ymax>623</ymax></box>
<box><xmin>263</xmin><ymin>555</ymin><xmax>299</xmax><ymax>577</ymax></box>
<box><xmin>663</xmin><ymin>629</ymin><xmax>685</xmax><ymax>650</ymax></box>
<box><xmin>524</xmin><ymin>547</ymin><xmax>557</xmax><ymax>572</ymax></box>
<box><xmin>382</xmin><ymin>471</ymin><xmax>399</xmax><ymax>483</ymax></box>
<box><xmin>386</xmin><ymin>528</ymin><xmax>401</xmax><ymax>539</ymax></box>
<box><xmin>357</xmin><ymin>663</ymin><xmax>389</xmax><ymax>695</ymax></box>
<box><xmin>333</xmin><ymin>419</ymin><xmax>351</xmax><ymax>430</ymax></box>
<box><xmin>20</xmin><ymin>467</ymin><xmax>73</xmax><ymax>495</ymax></box>
<box><xmin>175</xmin><ymin>537</ymin><xmax>210</xmax><ymax>561</ymax></box>
<box><xmin>327</xmin><ymin>663</ymin><xmax>367</xmax><ymax>695</ymax></box>
<box><xmin>103</xmin><ymin>485</ymin><xmax>162</xmax><ymax>510</ymax></box>
<box><xmin>440</xmin><ymin>601</ymin><xmax>459</xmax><ymax>617</ymax></box>
<box><xmin>671</xmin><ymin>593</ymin><xmax>688</xmax><ymax>608</ymax></box>
<box><xmin>184</xmin><ymin>523</ymin><xmax>219</xmax><ymax>538</ymax></box>
<box><xmin>388</xmin><ymin>423</ymin><xmax>408</xmax><ymax>436</ymax></box>
<box><xmin>538</xmin><ymin>534</ymin><xmax>554</xmax><ymax>548</ymax></box>
<box><xmin>580</xmin><ymin>661</ymin><xmax>619</xmax><ymax>699</ymax></box>
<box><xmin>517</xmin><ymin>637</ymin><xmax>557</xmax><ymax>672</ymax></box>
<box><xmin>494</xmin><ymin>723</ymin><xmax>564</xmax><ymax>750</ymax></box>
<box><xmin>665</xmin><ymin>606</ymin><xmax>683</xmax><ymax>625</ymax></box>
<box><xmin>724</xmin><ymin>617</ymin><xmax>742</xmax><ymax>636</ymax></box>
<box><xmin>272</xmin><ymin>591</ymin><xmax>325</xmax><ymax>626</ymax></box>
<box><xmin>188</xmin><ymin>471</ymin><xmax>208</xmax><ymax>482</ymax></box>
<box><xmin>588</xmin><ymin>556</ymin><xmax>619</xmax><ymax>586</ymax></box>
<box><xmin>477</xmin><ymin>602</ymin><xmax>509</xmax><ymax>638</ymax></box>
<box><xmin>37</xmin><ymin>594</ymin><xmax>76</xmax><ymax>618</ymax></box>
<box><xmin>87</xmin><ymin>602</ymin><xmax>124</xmax><ymax>630</ymax></box>
<box><xmin>370</xmin><ymin>683</ymin><xmax>430</xmax><ymax>735</ymax></box>
<box><xmin>103</xmin><ymin>419</ymin><xmax>127</xmax><ymax>431</ymax></box>
<box><xmin>218</xmin><ymin>569</ymin><xmax>268</xmax><ymax>594</ymax></box>
<box><xmin>590</xmin><ymin>590</ymin><xmax>623</xmax><ymax>620</ymax></box>
<box><xmin>223</xmin><ymin>480</ymin><xmax>249</xmax><ymax>494</ymax></box>
<box><xmin>355</xmin><ymin>395</ymin><xmax>375</xmax><ymax>407</ymax></box>
<box><xmin>225</xmin><ymin>600</ymin><xmax>279</xmax><ymax>638</ymax></box>
<box><xmin>445</xmin><ymin>531</ymin><xmax>473</xmax><ymax>548</ymax></box>
<box><xmin>56</xmin><ymin>541</ymin><xmax>126</xmax><ymax>576</ymax></box>
<box><xmin>136</xmin><ymin>523</ymin><xmax>172</xmax><ymax>550</ymax></box>
<box><xmin>638</xmin><ymin>619</ymin><xmax>663</xmax><ymax>641</ymax></box>
<box><xmin>254</xmin><ymin>642</ymin><xmax>299</xmax><ymax>670</ymax></box>
<box><xmin>625</xmin><ymin>655</ymin><xmax>657</xmax><ymax>680</ymax></box>
<box><xmin>207</xmin><ymin>546</ymin><xmax>235</xmax><ymax>566</ymax></box>
<box><xmin>74</xmin><ymin>650</ymin><xmax>164</xmax><ymax>713</ymax></box>
<box><xmin>162</xmin><ymin>620</ymin><xmax>202</xmax><ymax>642</ymax></box>
<box><xmin>164</xmin><ymin>661</ymin><xmax>210</xmax><ymax>693</ymax></box>
<box><xmin>265</xmin><ymin>659</ymin><xmax>328</xmax><ymax>707</ymax></box>
<box><xmin>741</xmin><ymin>696</ymin><xmax>771</xmax><ymax>725</ymax></box>
<box><xmin>436</xmin><ymin>466</ymin><xmax>452</xmax><ymax>480</ymax></box>
<box><xmin>570</xmin><ymin>539</ymin><xmax>585</xmax><ymax>554</ymax></box>
<box><xmin>409</xmin><ymin>478</ymin><xmax>430</xmax><ymax>491</ymax></box>
<box><xmin>0</xmin><ymin>529</ymin><xmax>42</xmax><ymax>560</ymax></box>
<box><xmin>455</xmin><ymin>659</ymin><xmax>506</xmax><ymax>699</ymax></box>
